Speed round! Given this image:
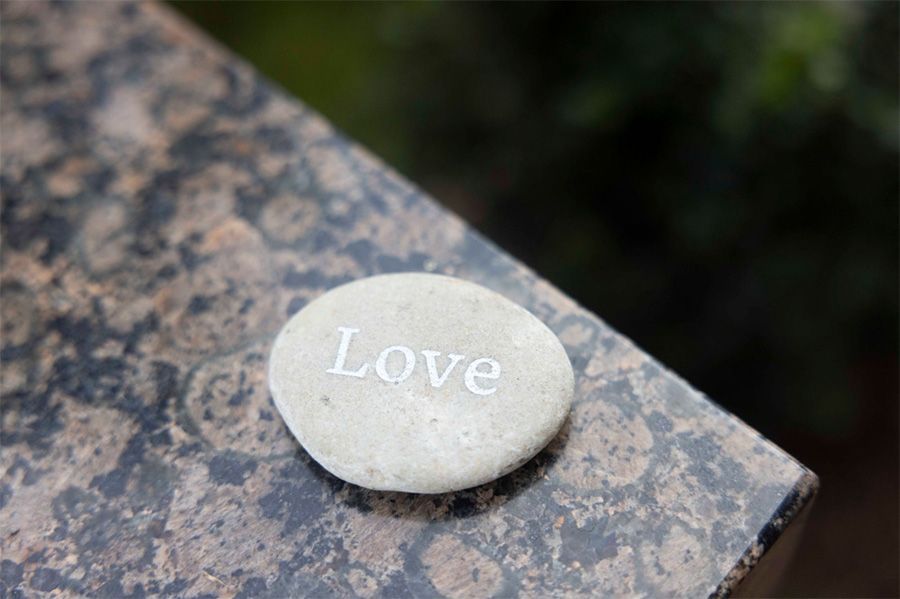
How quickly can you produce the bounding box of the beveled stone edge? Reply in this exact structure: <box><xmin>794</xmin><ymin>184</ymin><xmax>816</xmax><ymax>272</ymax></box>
<box><xmin>713</xmin><ymin>470</ymin><xmax>819</xmax><ymax>597</ymax></box>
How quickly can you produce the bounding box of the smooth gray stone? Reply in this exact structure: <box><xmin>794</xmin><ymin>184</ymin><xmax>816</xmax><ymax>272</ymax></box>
<box><xmin>268</xmin><ymin>273</ymin><xmax>575</xmax><ymax>493</ymax></box>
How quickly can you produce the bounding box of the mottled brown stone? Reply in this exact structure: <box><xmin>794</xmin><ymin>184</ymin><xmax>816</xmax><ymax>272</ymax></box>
<box><xmin>0</xmin><ymin>1</ymin><xmax>816</xmax><ymax>597</ymax></box>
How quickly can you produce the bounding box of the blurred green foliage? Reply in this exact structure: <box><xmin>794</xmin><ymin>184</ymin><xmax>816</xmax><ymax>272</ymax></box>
<box><xmin>173</xmin><ymin>2</ymin><xmax>897</xmax><ymax>594</ymax></box>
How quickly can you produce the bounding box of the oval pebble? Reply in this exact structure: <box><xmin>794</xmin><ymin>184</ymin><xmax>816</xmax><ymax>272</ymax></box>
<box><xmin>268</xmin><ymin>273</ymin><xmax>574</xmax><ymax>493</ymax></box>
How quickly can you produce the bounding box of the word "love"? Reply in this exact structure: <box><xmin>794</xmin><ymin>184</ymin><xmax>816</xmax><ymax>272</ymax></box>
<box><xmin>326</xmin><ymin>327</ymin><xmax>501</xmax><ymax>396</ymax></box>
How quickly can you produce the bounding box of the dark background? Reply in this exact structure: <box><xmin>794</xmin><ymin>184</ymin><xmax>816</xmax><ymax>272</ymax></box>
<box><xmin>172</xmin><ymin>3</ymin><xmax>899</xmax><ymax>596</ymax></box>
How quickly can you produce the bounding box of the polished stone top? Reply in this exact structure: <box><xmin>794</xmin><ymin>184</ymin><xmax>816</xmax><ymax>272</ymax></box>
<box><xmin>0</xmin><ymin>2</ymin><xmax>816</xmax><ymax>597</ymax></box>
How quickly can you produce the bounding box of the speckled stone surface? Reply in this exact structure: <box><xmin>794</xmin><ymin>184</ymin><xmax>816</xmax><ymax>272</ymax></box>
<box><xmin>0</xmin><ymin>2</ymin><xmax>817</xmax><ymax>597</ymax></box>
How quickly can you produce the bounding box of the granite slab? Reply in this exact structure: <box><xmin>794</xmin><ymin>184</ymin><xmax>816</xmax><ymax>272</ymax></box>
<box><xmin>0</xmin><ymin>2</ymin><xmax>817</xmax><ymax>597</ymax></box>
